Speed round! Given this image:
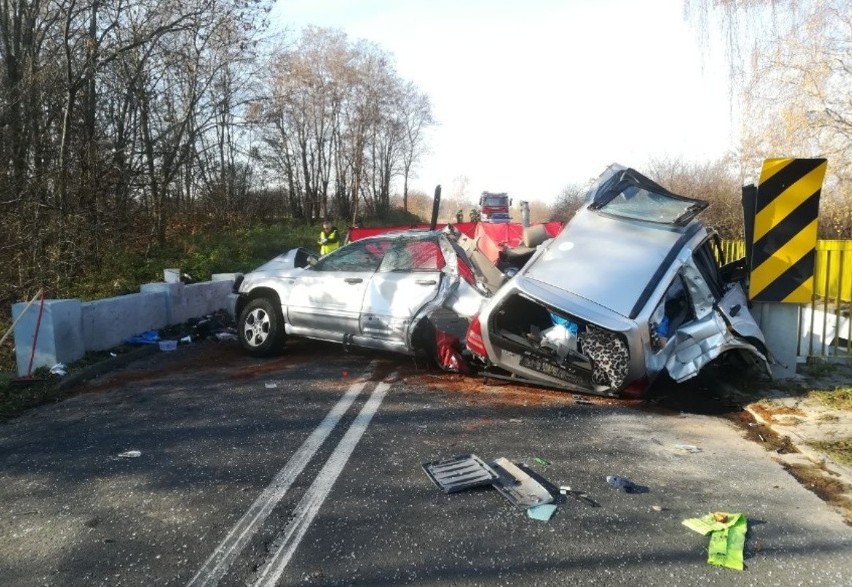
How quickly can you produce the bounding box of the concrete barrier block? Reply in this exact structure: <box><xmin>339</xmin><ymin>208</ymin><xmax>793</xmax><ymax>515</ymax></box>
<box><xmin>81</xmin><ymin>292</ymin><xmax>169</xmax><ymax>351</ymax></box>
<box><xmin>171</xmin><ymin>281</ymin><xmax>232</xmax><ymax>324</ymax></box>
<box><xmin>140</xmin><ymin>282</ymin><xmax>183</xmax><ymax>325</ymax></box>
<box><xmin>12</xmin><ymin>299</ymin><xmax>84</xmax><ymax>377</ymax></box>
<box><xmin>754</xmin><ymin>302</ymin><xmax>799</xmax><ymax>378</ymax></box>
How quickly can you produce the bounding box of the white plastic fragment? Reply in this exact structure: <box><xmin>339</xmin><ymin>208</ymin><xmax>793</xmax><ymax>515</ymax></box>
<box><xmin>49</xmin><ymin>363</ymin><xmax>67</xmax><ymax>376</ymax></box>
<box><xmin>265</xmin><ymin>382</ymin><xmax>278</xmax><ymax>389</ymax></box>
<box><xmin>118</xmin><ymin>450</ymin><xmax>142</xmax><ymax>458</ymax></box>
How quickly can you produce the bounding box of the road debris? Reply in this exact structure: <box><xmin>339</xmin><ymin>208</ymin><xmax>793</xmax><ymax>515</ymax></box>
<box><xmin>533</xmin><ymin>457</ymin><xmax>551</xmax><ymax>466</ymax></box>
<box><xmin>682</xmin><ymin>512</ymin><xmax>747</xmax><ymax>571</ymax></box>
<box><xmin>117</xmin><ymin>450</ymin><xmax>142</xmax><ymax>458</ymax></box>
<box><xmin>422</xmin><ymin>454</ymin><xmax>554</xmax><ymax>511</ymax></box>
<box><xmin>527</xmin><ymin>504</ymin><xmax>558</xmax><ymax>522</ymax></box>
<box><xmin>491</xmin><ymin>457</ymin><xmax>553</xmax><ymax>508</ymax></box>
<box><xmin>158</xmin><ymin>340</ymin><xmax>177</xmax><ymax>351</ymax></box>
<box><xmin>49</xmin><ymin>363</ymin><xmax>67</xmax><ymax>376</ymax></box>
<box><xmin>422</xmin><ymin>454</ymin><xmax>498</xmax><ymax>493</ymax></box>
<box><xmin>606</xmin><ymin>475</ymin><xmax>647</xmax><ymax>494</ymax></box>
<box><xmin>559</xmin><ymin>486</ymin><xmax>600</xmax><ymax>507</ymax></box>
<box><xmin>674</xmin><ymin>444</ymin><xmax>702</xmax><ymax>453</ymax></box>
<box><xmin>126</xmin><ymin>330</ymin><xmax>159</xmax><ymax>345</ymax></box>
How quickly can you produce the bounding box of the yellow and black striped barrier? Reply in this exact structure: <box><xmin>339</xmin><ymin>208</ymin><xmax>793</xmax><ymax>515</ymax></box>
<box><xmin>748</xmin><ymin>158</ymin><xmax>827</xmax><ymax>303</ymax></box>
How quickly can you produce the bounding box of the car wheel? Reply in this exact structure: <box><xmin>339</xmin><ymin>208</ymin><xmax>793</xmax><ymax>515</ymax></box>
<box><xmin>238</xmin><ymin>297</ymin><xmax>286</xmax><ymax>357</ymax></box>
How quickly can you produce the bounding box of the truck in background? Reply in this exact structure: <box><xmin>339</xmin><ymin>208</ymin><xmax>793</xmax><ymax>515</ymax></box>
<box><xmin>479</xmin><ymin>191</ymin><xmax>512</xmax><ymax>223</ymax></box>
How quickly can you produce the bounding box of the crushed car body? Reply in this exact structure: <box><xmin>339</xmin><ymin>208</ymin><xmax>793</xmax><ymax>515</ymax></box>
<box><xmin>468</xmin><ymin>163</ymin><xmax>771</xmax><ymax>397</ymax></box>
<box><xmin>228</xmin><ymin>230</ymin><xmax>493</xmax><ymax>358</ymax></box>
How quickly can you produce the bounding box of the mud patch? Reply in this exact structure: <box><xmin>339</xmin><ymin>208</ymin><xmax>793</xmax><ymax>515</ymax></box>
<box><xmin>750</xmin><ymin>402</ymin><xmax>806</xmax><ymax>424</ymax></box>
<box><xmin>727</xmin><ymin>410</ymin><xmax>798</xmax><ymax>454</ymax></box>
<box><xmin>781</xmin><ymin>462</ymin><xmax>852</xmax><ymax>526</ymax></box>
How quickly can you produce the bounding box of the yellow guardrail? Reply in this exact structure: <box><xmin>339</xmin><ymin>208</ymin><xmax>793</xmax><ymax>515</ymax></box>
<box><xmin>721</xmin><ymin>240</ymin><xmax>852</xmax><ymax>303</ymax></box>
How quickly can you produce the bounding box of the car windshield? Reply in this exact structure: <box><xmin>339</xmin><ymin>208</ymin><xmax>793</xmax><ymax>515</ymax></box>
<box><xmin>585</xmin><ymin>164</ymin><xmax>709</xmax><ymax>226</ymax></box>
<box><xmin>599</xmin><ymin>185</ymin><xmax>704</xmax><ymax>224</ymax></box>
<box><xmin>482</xmin><ymin>196</ymin><xmax>506</xmax><ymax>206</ymax></box>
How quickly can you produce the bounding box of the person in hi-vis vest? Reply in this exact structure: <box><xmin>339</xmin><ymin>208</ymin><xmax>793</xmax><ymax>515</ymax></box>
<box><xmin>318</xmin><ymin>219</ymin><xmax>340</xmax><ymax>255</ymax></box>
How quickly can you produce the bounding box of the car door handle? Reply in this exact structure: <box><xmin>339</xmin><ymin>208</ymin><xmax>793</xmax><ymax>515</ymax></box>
<box><xmin>344</xmin><ymin>277</ymin><xmax>363</xmax><ymax>284</ymax></box>
<box><xmin>416</xmin><ymin>279</ymin><xmax>437</xmax><ymax>286</ymax></box>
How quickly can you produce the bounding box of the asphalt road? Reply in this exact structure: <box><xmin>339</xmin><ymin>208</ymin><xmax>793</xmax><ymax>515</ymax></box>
<box><xmin>1</xmin><ymin>339</ymin><xmax>850</xmax><ymax>586</ymax></box>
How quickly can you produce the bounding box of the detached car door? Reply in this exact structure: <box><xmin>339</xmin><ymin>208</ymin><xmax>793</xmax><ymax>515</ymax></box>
<box><xmin>287</xmin><ymin>239</ymin><xmax>390</xmax><ymax>336</ymax></box>
<box><xmin>360</xmin><ymin>237</ymin><xmax>444</xmax><ymax>343</ymax></box>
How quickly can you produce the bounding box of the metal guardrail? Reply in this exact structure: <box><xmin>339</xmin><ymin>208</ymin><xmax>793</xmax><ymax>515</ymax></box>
<box><xmin>721</xmin><ymin>239</ymin><xmax>852</xmax><ymax>362</ymax></box>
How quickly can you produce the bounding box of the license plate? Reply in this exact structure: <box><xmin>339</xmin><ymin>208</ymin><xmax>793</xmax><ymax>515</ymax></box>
<box><xmin>520</xmin><ymin>354</ymin><xmax>590</xmax><ymax>386</ymax></box>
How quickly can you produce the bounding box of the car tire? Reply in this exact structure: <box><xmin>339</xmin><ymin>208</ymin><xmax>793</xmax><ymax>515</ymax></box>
<box><xmin>238</xmin><ymin>297</ymin><xmax>286</xmax><ymax>357</ymax></box>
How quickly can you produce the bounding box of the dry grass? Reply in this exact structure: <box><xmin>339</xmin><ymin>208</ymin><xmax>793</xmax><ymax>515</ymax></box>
<box><xmin>807</xmin><ymin>439</ymin><xmax>852</xmax><ymax>468</ymax></box>
<box><xmin>810</xmin><ymin>386</ymin><xmax>852</xmax><ymax>411</ymax></box>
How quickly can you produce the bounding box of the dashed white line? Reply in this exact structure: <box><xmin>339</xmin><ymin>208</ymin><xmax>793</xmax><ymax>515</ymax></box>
<box><xmin>251</xmin><ymin>377</ymin><xmax>392</xmax><ymax>587</ymax></box>
<box><xmin>186</xmin><ymin>366</ymin><xmax>374</xmax><ymax>587</ymax></box>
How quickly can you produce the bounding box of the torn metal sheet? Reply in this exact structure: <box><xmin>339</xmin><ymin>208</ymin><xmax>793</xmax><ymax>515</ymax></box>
<box><xmin>490</xmin><ymin>457</ymin><xmax>553</xmax><ymax>509</ymax></box>
<box><xmin>422</xmin><ymin>454</ymin><xmax>498</xmax><ymax>493</ymax></box>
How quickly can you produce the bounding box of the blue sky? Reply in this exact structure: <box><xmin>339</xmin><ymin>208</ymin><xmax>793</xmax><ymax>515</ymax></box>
<box><xmin>271</xmin><ymin>0</ymin><xmax>732</xmax><ymax>203</ymax></box>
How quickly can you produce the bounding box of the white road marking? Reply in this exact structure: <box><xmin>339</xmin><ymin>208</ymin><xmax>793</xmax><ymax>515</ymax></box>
<box><xmin>186</xmin><ymin>367</ymin><xmax>375</xmax><ymax>587</ymax></box>
<box><xmin>252</xmin><ymin>377</ymin><xmax>393</xmax><ymax>587</ymax></box>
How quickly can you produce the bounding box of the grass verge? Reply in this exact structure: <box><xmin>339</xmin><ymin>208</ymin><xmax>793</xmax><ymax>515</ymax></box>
<box><xmin>810</xmin><ymin>386</ymin><xmax>852</xmax><ymax>411</ymax></box>
<box><xmin>807</xmin><ymin>439</ymin><xmax>852</xmax><ymax>468</ymax></box>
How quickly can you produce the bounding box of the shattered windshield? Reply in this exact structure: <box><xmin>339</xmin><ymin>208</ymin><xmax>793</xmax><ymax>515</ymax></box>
<box><xmin>599</xmin><ymin>185</ymin><xmax>705</xmax><ymax>225</ymax></box>
<box><xmin>585</xmin><ymin>165</ymin><xmax>709</xmax><ymax>225</ymax></box>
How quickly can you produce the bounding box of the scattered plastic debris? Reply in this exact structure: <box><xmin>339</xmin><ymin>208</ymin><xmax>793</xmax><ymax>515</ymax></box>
<box><xmin>265</xmin><ymin>382</ymin><xmax>278</xmax><ymax>389</ymax></box>
<box><xmin>423</xmin><ymin>454</ymin><xmax>554</xmax><ymax>511</ymax></box>
<box><xmin>180</xmin><ymin>335</ymin><xmax>192</xmax><ymax>344</ymax></box>
<box><xmin>508</xmin><ymin>418</ymin><xmax>523</xmax><ymax>423</ymax></box>
<box><xmin>49</xmin><ymin>363</ymin><xmax>67</xmax><ymax>376</ymax></box>
<box><xmin>606</xmin><ymin>475</ymin><xmax>647</xmax><ymax>494</ymax></box>
<box><xmin>683</xmin><ymin>512</ymin><xmax>747</xmax><ymax>570</ymax></box>
<box><xmin>422</xmin><ymin>454</ymin><xmax>498</xmax><ymax>493</ymax></box>
<box><xmin>527</xmin><ymin>504</ymin><xmax>558</xmax><ymax>522</ymax></box>
<box><xmin>110</xmin><ymin>352</ymin><xmax>117</xmax><ymax>357</ymax></box>
<box><xmin>215</xmin><ymin>331</ymin><xmax>238</xmax><ymax>342</ymax></box>
<box><xmin>158</xmin><ymin>340</ymin><xmax>177</xmax><ymax>351</ymax></box>
<box><xmin>559</xmin><ymin>486</ymin><xmax>600</xmax><ymax>507</ymax></box>
<box><xmin>117</xmin><ymin>450</ymin><xmax>142</xmax><ymax>458</ymax></box>
<box><xmin>572</xmin><ymin>395</ymin><xmax>594</xmax><ymax>405</ymax></box>
<box><xmin>674</xmin><ymin>444</ymin><xmax>702</xmax><ymax>453</ymax></box>
<box><xmin>126</xmin><ymin>330</ymin><xmax>159</xmax><ymax>345</ymax></box>
<box><xmin>533</xmin><ymin>457</ymin><xmax>551</xmax><ymax>466</ymax></box>
<box><xmin>651</xmin><ymin>505</ymin><xmax>666</xmax><ymax>512</ymax></box>
<box><xmin>491</xmin><ymin>457</ymin><xmax>553</xmax><ymax>508</ymax></box>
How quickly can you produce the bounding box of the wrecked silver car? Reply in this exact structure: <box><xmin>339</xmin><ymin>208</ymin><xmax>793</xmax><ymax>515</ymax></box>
<box><xmin>229</xmin><ymin>231</ymin><xmax>491</xmax><ymax>357</ymax></box>
<box><xmin>467</xmin><ymin>164</ymin><xmax>770</xmax><ymax>397</ymax></box>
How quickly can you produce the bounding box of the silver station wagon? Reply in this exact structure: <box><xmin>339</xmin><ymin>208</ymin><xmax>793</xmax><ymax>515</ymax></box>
<box><xmin>229</xmin><ymin>231</ymin><xmax>496</xmax><ymax>358</ymax></box>
<box><xmin>466</xmin><ymin>164</ymin><xmax>771</xmax><ymax>397</ymax></box>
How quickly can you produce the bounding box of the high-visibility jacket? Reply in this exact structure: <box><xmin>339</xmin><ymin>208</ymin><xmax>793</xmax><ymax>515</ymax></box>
<box><xmin>318</xmin><ymin>227</ymin><xmax>340</xmax><ymax>255</ymax></box>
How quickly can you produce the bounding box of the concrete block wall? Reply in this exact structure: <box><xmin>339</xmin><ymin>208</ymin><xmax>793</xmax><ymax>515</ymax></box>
<box><xmin>11</xmin><ymin>273</ymin><xmax>238</xmax><ymax>377</ymax></box>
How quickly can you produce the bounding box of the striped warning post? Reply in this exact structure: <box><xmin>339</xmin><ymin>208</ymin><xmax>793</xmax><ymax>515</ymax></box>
<box><xmin>749</xmin><ymin>158</ymin><xmax>827</xmax><ymax>303</ymax></box>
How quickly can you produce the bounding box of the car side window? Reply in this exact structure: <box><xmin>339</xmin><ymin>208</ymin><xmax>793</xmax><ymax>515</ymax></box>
<box><xmin>314</xmin><ymin>240</ymin><xmax>389</xmax><ymax>272</ymax></box>
<box><xmin>692</xmin><ymin>240</ymin><xmax>725</xmax><ymax>300</ymax></box>
<box><xmin>379</xmin><ymin>240</ymin><xmax>445</xmax><ymax>272</ymax></box>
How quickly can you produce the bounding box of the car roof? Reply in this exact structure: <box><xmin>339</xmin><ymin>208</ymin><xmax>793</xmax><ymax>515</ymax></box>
<box><xmin>522</xmin><ymin>207</ymin><xmax>704</xmax><ymax>318</ymax></box>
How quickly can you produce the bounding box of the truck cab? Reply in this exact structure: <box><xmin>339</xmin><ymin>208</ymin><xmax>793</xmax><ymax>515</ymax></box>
<box><xmin>479</xmin><ymin>192</ymin><xmax>512</xmax><ymax>223</ymax></box>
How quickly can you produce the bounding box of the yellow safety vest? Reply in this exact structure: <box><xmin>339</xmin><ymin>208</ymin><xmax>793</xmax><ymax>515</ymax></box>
<box><xmin>319</xmin><ymin>228</ymin><xmax>340</xmax><ymax>255</ymax></box>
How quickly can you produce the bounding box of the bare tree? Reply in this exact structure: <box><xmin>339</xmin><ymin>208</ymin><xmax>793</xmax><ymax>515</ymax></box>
<box><xmin>684</xmin><ymin>0</ymin><xmax>850</xmax><ymax>215</ymax></box>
